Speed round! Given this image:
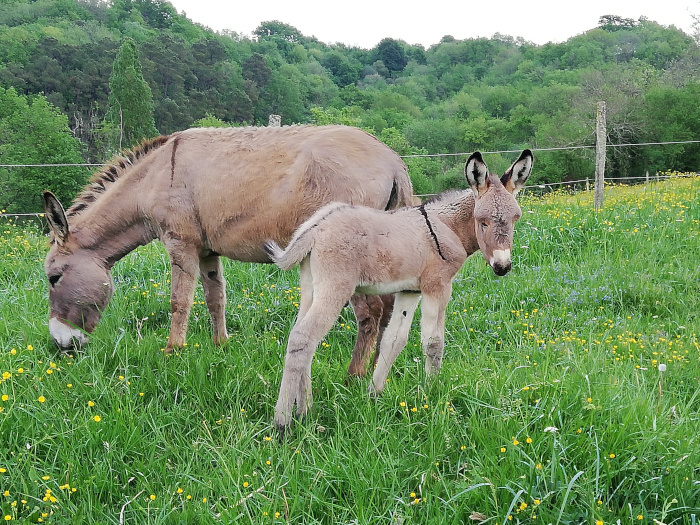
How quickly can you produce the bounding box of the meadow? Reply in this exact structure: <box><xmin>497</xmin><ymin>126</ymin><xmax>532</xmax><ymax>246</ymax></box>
<box><xmin>0</xmin><ymin>175</ymin><xmax>699</xmax><ymax>524</ymax></box>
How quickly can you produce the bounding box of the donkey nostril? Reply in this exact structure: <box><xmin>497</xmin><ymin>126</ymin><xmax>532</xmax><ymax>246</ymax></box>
<box><xmin>493</xmin><ymin>262</ymin><xmax>512</xmax><ymax>276</ymax></box>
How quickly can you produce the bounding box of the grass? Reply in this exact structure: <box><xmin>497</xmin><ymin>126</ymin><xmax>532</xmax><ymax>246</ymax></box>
<box><xmin>1</xmin><ymin>174</ymin><xmax>699</xmax><ymax>524</ymax></box>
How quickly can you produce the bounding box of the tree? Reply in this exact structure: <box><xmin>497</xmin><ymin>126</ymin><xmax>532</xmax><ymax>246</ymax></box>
<box><xmin>104</xmin><ymin>37</ymin><xmax>158</xmax><ymax>150</ymax></box>
<box><xmin>254</xmin><ymin>20</ymin><xmax>304</xmax><ymax>43</ymax></box>
<box><xmin>242</xmin><ymin>53</ymin><xmax>272</xmax><ymax>88</ymax></box>
<box><xmin>321</xmin><ymin>51</ymin><xmax>362</xmax><ymax>87</ymax></box>
<box><xmin>644</xmin><ymin>82</ymin><xmax>700</xmax><ymax>171</ymax></box>
<box><xmin>598</xmin><ymin>15</ymin><xmax>638</xmax><ymax>32</ymax></box>
<box><xmin>375</xmin><ymin>38</ymin><xmax>407</xmax><ymax>75</ymax></box>
<box><xmin>192</xmin><ymin>113</ymin><xmax>231</xmax><ymax>128</ymax></box>
<box><xmin>0</xmin><ymin>87</ymin><xmax>88</xmax><ymax>213</ymax></box>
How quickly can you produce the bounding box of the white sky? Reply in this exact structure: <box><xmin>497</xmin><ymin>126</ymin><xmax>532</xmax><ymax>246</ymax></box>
<box><xmin>166</xmin><ymin>0</ymin><xmax>697</xmax><ymax>48</ymax></box>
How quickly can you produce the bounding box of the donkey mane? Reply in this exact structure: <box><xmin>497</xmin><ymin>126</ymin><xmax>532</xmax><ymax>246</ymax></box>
<box><xmin>66</xmin><ymin>135</ymin><xmax>172</xmax><ymax>218</ymax></box>
<box><xmin>421</xmin><ymin>189</ymin><xmax>467</xmax><ymax>207</ymax></box>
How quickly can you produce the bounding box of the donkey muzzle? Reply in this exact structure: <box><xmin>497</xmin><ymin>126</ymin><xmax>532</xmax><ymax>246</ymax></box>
<box><xmin>49</xmin><ymin>317</ymin><xmax>89</xmax><ymax>350</ymax></box>
<box><xmin>490</xmin><ymin>249</ymin><xmax>512</xmax><ymax>276</ymax></box>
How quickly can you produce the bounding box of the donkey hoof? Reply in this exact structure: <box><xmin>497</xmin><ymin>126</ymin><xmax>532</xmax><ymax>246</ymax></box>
<box><xmin>367</xmin><ymin>382</ymin><xmax>383</xmax><ymax>397</ymax></box>
<box><xmin>274</xmin><ymin>410</ymin><xmax>294</xmax><ymax>433</ymax></box>
<box><xmin>213</xmin><ymin>333</ymin><xmax>229</xmax><ymax>347</ymax></box>
<box><xmin>275</xmin><ymin>421</ymin><xmax>291</xmax><ymax>435</ymax></box>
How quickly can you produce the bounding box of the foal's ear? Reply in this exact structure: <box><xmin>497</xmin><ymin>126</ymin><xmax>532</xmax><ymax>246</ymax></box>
<box><xmin>465</xmin><ymin>151</ymin><xmax>490</xmax><ymax>198</ymax></box>
<box><xmin>501</xmin><ymin>149</ymin><xmax>533</xmax><ymax>196</ymax></box>
<box><xmin>43</xmin><ymin>191</ymin><xmax>69</xmax><ymax>246</ymax></box>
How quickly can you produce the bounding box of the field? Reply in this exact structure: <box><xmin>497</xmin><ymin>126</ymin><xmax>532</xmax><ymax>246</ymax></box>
<box><xmin>1</xmin><ymin>176</ymin><xmax>699</xmax><ymax>524</ymax></box>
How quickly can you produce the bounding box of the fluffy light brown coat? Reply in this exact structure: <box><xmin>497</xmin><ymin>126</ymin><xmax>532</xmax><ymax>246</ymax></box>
<box><xmin>266</xmin><ymin>150</ymin><xmax>533</xmax><ymax>430</ymax></box>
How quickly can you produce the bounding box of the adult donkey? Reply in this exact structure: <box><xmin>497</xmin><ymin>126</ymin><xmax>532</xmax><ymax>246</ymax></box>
<box><xmin>42</xmin><ymin>125</ymin><xmax>413</xmax><ymax>375</ymax></box>
<box><xmin>265</xmin><ymin>150</ymin><xmax>533</xmax><ymax>430</ymax></box>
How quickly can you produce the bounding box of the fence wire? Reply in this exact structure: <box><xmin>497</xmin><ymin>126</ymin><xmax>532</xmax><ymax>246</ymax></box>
<box><xmin>2</xmin><ymin>139</ymin><xmax>699</xmax><ymax>217</ymax></box>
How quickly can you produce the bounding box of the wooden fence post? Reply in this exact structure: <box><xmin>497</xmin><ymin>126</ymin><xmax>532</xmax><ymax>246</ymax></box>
<box><xmin>594</xmin><ymin>101</ymin><xmax>606</xmax><ymax>211</ymax></box>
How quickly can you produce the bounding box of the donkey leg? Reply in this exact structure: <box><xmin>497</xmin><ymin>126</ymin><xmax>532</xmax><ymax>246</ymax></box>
<box><xmin>370</xmin><ymin>294</ymin><xmax>395</xmax><ymax>371</ymax></box>
<box><xmin>347</xmin><ymin>294</ymin><xmax>384</xmax><ymax>377</ymax></box>
<box><xmin>164</xmin><ymin>242</ymin><xmax>200</xmax><ymax>352</ymax></box>
<box><xmin>420</xmin><ymin>288</ymin><xmax>451</xmax><ymax>376</ymax></box>
<box><xmin>199</xmin><ymin>253</ymin><xmax>228</xmax><ymax>346</ymax></box>
<box><xmin>370</xmin><ymin>292</ymin><xmax>421</xmax><ymax>396</ymax></box>
<box><xmin>275</xmin><ymin>295</ymin><xmax>348</xmax><ymax>431</ymax></box>
<box><xmin>294</xmin><ymin>257</ymin><xmax>313</xmax><ymax>327</ymax></box>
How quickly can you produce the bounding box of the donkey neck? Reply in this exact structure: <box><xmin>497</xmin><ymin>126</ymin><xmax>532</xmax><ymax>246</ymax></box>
<box><xmin>70</xmin><ymin>189</ymin><xmax>154</xmax><ymax>268</ymax></box>
<box><xmin>424</xmin><ymin>190</ymin><xmax>480</xmax><ymax>256</ymax></box>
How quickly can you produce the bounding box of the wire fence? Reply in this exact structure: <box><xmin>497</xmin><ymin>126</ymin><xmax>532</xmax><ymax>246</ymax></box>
<box><xmin>400</xmin><ymin>139</ymin><xmax>700</xmax><ymax>158</ymax></box>
<box><xmin>2</xmin><ymin>139</ymin><xmax>699</xmax><ymax>218</ymax></box>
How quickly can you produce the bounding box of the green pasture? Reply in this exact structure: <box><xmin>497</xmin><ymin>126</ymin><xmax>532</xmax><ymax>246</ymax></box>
<box><xmin>0</xmin><ymin>176</ymin><xmax>699</xmax><ymax>524</ymax></box>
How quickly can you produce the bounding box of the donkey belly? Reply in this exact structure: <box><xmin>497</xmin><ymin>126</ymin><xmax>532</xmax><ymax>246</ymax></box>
<box><xmin>355</xmin><ymin>277</ymin><xmax>420</xmax><ymax>295</ymax></box>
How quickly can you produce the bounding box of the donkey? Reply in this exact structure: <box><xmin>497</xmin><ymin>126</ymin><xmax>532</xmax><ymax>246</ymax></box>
<box><xmin>265</xmin><ymin>150</ymin><xmax>533</xmax><ymax>430</ymax></box>
<box><xmin>42</xmin><ymin>125</ymin><xmax>413</xmax><ymax>376</ymax></box>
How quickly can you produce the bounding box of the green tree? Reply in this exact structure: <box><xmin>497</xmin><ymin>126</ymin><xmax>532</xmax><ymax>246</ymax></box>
<box><xmin>254</xmin><ymin>20</ymin><xmax>304</xmax><ymax>43</ymax></box>
<box><xmin>104</xmin><ymin>37</ymin><xmax>158</xmax><ymax>150</ymax></box>
<box><xmin>192</xmin><ymin>113</ymin><xmax>231</xmax><ymax>128</ymax></box>
<box><xmin>321</xmin><ymin>50</ymin><xmax>362</xmax><ymax>87</ymax></box>
<box><xmin>0</xmin><ymin>87</ymin><xmax>88</xmax><ymax>213</ymax></box>
<box><xmin>598</xmin><ymin>15</ymin><xmax>637</xmax><ymax>31</ymax></box>
<box><xmin>644</xmin><ymin>82</ymin><xmax>700</xmax><ymax>171</ymax></box>
<box><xmin>375</xmin><ymin>38</ymin><xmax>407</xmax><ymax>75</ymax></box>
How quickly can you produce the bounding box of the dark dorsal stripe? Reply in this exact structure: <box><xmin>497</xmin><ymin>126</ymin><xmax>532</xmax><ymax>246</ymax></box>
<box><xmin>418</xmin><ymin>204</ymin><xmax>447</xmax><ymax>261</ymax></box>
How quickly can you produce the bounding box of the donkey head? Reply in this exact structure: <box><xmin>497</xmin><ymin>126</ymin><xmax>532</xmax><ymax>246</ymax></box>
<box><xmin>465</xmin><ymin>150</ymin><xmax>533</xmax><ymax>276</ymax></box>
<box><xmin>43</xmin><ymin>192</ymin><xmax>114</xmax><ymax>350</ymax></box>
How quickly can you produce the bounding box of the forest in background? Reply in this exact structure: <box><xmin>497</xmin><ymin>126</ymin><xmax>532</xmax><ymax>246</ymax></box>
<box><xmin>1</xmin><ymin>0</ymin><xmax>700</xmax><ymax>212</ymax></box>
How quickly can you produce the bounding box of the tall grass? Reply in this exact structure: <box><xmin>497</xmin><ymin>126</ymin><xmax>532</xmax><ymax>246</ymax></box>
<box><xmin>1</xmin><ymin>176</ymin><xmax>699</xmax><ymax>524</ymax></box>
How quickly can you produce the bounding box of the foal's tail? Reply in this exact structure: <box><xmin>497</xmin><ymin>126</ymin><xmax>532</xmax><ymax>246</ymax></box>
<box><xmin>264</xmin><ymin>202</ymin><xmax>346</xmax><ymax>271</ymax></box>
<box><xmin>263</xmin><ymin>240</ymin><xmax>301</xmax><ymax>270</ymax></box>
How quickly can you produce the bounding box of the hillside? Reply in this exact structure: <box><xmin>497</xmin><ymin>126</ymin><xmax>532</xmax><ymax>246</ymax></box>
<box><xmin>1</xmin><ymin>1</ymin><xmax>699</xmax><ymax>205</ymax></box>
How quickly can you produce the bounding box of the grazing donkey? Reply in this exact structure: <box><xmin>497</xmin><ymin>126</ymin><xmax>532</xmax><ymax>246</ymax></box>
<box><xmin>265</xmin><ymin>150</ymin><xmax>533</xmax><ymax>430</ymax></box>
<box><xmin>42</xmin><ymin>125</ymin><xmax>413</xmax><ymax>375</ymax></box>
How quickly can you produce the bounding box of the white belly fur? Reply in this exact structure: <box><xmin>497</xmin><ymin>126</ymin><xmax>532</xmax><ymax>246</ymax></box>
<box><xmin>355</xmin><ymin>278</ymin><xmax>420</xmax><ymax>295</ymax></box>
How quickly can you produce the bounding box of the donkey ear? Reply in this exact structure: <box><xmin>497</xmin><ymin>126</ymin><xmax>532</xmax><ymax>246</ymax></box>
<box><xmin>43</xmin><ymin>191</ymin><xmax>69</xmax><ymax>245</ymax></box>
<box><xmin>501</xmin><ymin>149</ymin><xmax>533</xmax><ymax>196</ymax></box>
<box><xmin>465</xmin><ymin>151</ymin><xmax>490</xmax><ymax>198</ymax></box>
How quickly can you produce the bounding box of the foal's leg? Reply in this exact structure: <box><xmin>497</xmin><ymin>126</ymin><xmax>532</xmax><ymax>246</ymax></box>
<box><xmin>294</xmin><ymin>257</ymin><xmax>313</xmax><ymax>326</ymax></box>
<box><xmin>275</xmin><ymin>291</ymin><xmax>349</xmax><ymax>431</ymax></box>
<box><xmin>370</xmin><ymin>294</ymin><xmax>395</xmax><ymax>371</ymax></box>
<box><xmin>347</xmin><ymin>294</ymin><xmax>385</xmax><ymax>377</ymax></box>
<box><xmin>369</xmin><ymin>292</ymin><xmax>421</xmax><ymax>396</ymax></box>
<box><xmin>420</xmin><ymin>285</ymin><xmax>451</xmax><ymax>376</ymax></box>
<box><xmin>163</xmin><ymin>239</ymin><xmax>200</xmax><ymax>351</ymax></box>
<box><xmin>199</xmin><ymin>253</ymin><xmax>228</xmax><ymax>346</ymax></box>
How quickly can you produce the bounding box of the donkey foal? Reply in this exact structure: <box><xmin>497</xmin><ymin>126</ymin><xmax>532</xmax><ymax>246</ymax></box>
<box><xmin>265</xmin><ymin>150</ymin><xmax>533</xmax><ymax>430</ymax></box>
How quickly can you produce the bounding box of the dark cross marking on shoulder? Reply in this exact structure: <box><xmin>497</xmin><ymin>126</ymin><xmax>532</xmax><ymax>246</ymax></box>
<box><xmin>418</xmin><ymin>204</ymin><xmax>446</xmax><ymax>261</ymax></box>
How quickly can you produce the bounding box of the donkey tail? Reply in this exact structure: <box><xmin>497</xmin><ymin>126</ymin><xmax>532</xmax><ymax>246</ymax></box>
<box><xmin>264</xmin><ymin>201</ymin><xmax>347</xmax><ymax>270</ymax></box>
<box><xmin>386</xmin><ymin>166</ymin><xmax>415</xmax><ymax>210</ymax></box>
<box><xmin>263</xmin><ymin>240</ymin><xmax>301</xmax><ymax>270</ymax></box>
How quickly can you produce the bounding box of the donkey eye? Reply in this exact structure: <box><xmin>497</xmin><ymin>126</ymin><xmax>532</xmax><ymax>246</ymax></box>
<box><xmin>48</xmin><ymin>274</ymin><xmax>62</xmax><ymax>287</ymax></box>
<box><xmin>480</xmin><ymin>222</ymin><xmax>488</xmax><ymax>230</ymax></box>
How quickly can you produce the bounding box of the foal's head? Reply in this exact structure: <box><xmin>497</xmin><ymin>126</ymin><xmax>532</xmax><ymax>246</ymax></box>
<box><xmin>43</xmin><ymin>192</ymin><xmax>114</xmax><ymax>350</ymax></box>
<box><xmin>465</xmin><ymin>150</ymin><xmax>533</xmax><ymax>276</ymax></box>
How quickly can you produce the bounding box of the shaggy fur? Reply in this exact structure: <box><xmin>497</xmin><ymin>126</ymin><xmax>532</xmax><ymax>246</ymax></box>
<box><xmin>266</xmin><ymin>150</ymin><xmax>533</xmax><ymax>430</ymax></box>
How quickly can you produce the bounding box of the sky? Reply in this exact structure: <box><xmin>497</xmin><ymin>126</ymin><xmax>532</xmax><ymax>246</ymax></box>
<box><xmin>166</xmin><ymin>0</ymin><xmax>697</xmax><ymax>49</ymax></box>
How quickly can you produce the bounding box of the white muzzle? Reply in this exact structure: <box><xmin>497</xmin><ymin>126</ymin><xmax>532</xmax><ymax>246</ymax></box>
<box><xmin>49</xmin><ymin>317</ymin><xmax>89</xmax><ymax>349</ymax></box>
